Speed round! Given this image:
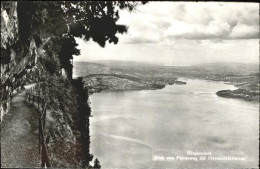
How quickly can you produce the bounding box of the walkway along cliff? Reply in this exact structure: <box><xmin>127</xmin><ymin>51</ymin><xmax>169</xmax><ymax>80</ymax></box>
<box><xmin>1</xmin><ymin>2</ymin><xmax>93</xmax><ymax>168</ymax></box>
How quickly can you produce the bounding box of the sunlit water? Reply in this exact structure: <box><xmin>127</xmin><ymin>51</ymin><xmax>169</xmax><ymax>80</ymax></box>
<box><xmin>90</xmin><ymin>79</ymin><xmax>259</xmax><ymax>168</ymax></box>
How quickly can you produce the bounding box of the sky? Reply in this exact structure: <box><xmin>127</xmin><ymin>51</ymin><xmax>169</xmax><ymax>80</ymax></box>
<box><xmin>74</xmin><ymin>2</ymin><xmax>259</xmax><ymax>66</ymax></box>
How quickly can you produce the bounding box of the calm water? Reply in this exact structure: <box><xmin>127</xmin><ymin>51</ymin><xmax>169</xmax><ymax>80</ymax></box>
<box><xmin>90</xmin><ymin>79</ymin><xmax>259</xmax><ymax>168</ymax></box>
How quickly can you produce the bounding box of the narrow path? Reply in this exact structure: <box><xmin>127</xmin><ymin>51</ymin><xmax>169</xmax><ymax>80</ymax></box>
<box><xmin>1</xmin><ymin>85</ymin><xmax>40</xmax><ymax>168</ymax></box>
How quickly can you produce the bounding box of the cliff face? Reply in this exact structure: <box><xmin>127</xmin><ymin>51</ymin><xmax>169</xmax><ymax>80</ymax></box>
<box><xmin>1</xmin><ymin>1</ymin><xmax>19</xmax><ymax>120</ymax></box>
<box><xmin>1</xmin><ymin>1</ymin><xmax>18</xmax><ymax>49</ymax></box>
<box><xmin>1</xmin><ymin>2</ymin><xmax>44</xmax><ymax>121</ymax></box>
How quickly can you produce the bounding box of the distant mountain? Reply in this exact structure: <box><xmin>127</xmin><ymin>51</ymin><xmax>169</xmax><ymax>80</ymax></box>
<box><xmin>73</xmin><ymin>60</ymin><xmax>163</xmax><ymax>78</ymax></box>
<box><xmin>73</xmin><ymin>61</ymin><xmax>112</xmax><ymax>77</ymax></box>
<box><xmin>190</xmin><ymin>62</ymin><xmax>259</xmax><ymax>75</ymax></box>
<box><xmin>88</xmin><ymin>60</ymin><xmax>161</xmax><ymax>69</ymax></box>
<box><xmin>74</xmin><ymin>60</ymin><xmax>259</xmax><ymax>78</ymax></box>
<box><xmin>192</xmin><ymin>62</ymin><xmax>258</xmax><ymax>70</ymax></box>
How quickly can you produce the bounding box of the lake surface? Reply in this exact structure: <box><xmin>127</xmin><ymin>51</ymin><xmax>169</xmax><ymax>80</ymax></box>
<box><xmin>90</xmin><ymin>79</ymin><xmax>259</xmax><ymax>168</ymax></box>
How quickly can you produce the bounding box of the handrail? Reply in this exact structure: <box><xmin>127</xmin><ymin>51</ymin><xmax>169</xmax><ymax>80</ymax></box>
<box><xmin>25</xmin><ymin>86</ymin><xmax>51</xmax><ymax>167</ymax></box>
<box><xmin>26</xmin><ymin>84</ymin><xmax>59</xmax><ymax>111</ymax></box>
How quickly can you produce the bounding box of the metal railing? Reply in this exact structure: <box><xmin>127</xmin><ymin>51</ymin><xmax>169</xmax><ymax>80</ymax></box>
<box><xmin>25</xmin><ymin>86</ymin><xmax>51</xmax><ymax>167</ymax></box>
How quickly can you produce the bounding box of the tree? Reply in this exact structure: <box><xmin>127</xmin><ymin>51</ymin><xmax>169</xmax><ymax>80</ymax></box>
<box><xmin>48</xmin><ymin>34</ymin><xmax>80</xmax><ymax>78</ymax></box>
<box><xmin>93</xmin><ymin>158</ymin><xmax>101</xmax><ymax>169</ymax></box>
<box><xmin>17</xmin><ymin>1</ymin><xmax>147</xmax><ymax>47</ymax></box>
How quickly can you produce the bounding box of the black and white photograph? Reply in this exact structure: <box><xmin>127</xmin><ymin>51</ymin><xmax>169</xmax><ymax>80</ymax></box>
<box><xmin>1</xmin><ymin>1</ymin><xmax>259</xmax><ymax>168</ymax></box>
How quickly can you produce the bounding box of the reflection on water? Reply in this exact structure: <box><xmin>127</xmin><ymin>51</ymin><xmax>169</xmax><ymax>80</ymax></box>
<box><xmin>90</xmin><ymin>79</ymin><xmax>259</xmax><ymax>168</ymax></box>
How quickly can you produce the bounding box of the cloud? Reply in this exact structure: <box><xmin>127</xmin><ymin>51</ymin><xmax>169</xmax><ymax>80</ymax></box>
<box><xmin>229</xmin><ymin>23</ymin><xmax>259</xmax><ymax>39</ymax></box>
<box><xmin>123</xmin><ymin>37</ymin><xmax>159</xmax><ymax>44</ymax></box>
<box><xmin>117</xmin><ymin>2</ymin><xmax>259</xmax><ymax>44</ymax></box>
<box><xmin>75</xmin><ymin>3</ymin><xmax>259</xmax><ymax>66</ymax></box>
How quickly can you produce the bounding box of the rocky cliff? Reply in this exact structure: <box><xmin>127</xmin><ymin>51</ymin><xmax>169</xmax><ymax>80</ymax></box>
<box><xmin>1</xmin><ymin>2</ymin><xmax>18</xmax><ymax>49</ymax></box>
<box><xmin>1</xmin><ymin>1</ymin><xmax>19</xmax><ymax>120</ymax></box>
<box><xmin>1</xmin><ymin>1</ymin><xmax>43</xmax><ymax>121</ymax></box>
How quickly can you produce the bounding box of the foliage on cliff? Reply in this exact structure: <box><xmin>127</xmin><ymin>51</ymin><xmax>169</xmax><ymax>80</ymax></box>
<box><xmin>34</xmin><ymin>74</ymin><xmax>82</xmax><ymax>167</ymax></box>
<box><xmin>72</xmin><ymin>77</ymin><xmax>93</xmax><ymax>167</ymax></box>
<box><xmin>34</xmin><ymin>38</ymin><xmax>89</xmax><ymax>167</ymax></box>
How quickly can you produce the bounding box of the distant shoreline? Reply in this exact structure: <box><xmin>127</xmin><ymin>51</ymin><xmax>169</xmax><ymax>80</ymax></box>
<box><xmin>87</xmin><ymin>78</ymin><xmax>187</xmax><ymax>95</ymax></box>
<box><xmin>73</xmin><ymin>61</ymin><xmax>259</xmax><ymax>102</ymax></box>
<box><xmin>90</xmin><ymin>77</ymin><xmax>259</xmax><ymax>103</ymax></box>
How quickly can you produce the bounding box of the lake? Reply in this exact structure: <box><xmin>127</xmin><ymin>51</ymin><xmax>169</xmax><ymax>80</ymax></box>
<box><xmin>90</xmin><ymin>78</ymin><xmax>259</xmax><ymax>168</ymax></box>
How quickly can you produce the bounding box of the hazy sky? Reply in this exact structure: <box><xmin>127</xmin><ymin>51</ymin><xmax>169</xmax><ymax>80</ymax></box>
<box><xmin>74</xmin><ymin>2</ymin><xmax>259</xmax><ymax>66</ymax></box>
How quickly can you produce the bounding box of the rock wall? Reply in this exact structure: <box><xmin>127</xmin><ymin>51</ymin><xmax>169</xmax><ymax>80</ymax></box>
<box><xmin>1</xmin><ymin>1</ymin><xmax>40</xmax><ymax>121</ymax></box>
<box><xmin>1</xmin><ymin>1</ymin><xmax>19</xmax><ymax>121</ymax></box>
<box><xmin>1</xmin><ymin>1</ymin><xmax>18</xmax><ymax>50</ymax></box>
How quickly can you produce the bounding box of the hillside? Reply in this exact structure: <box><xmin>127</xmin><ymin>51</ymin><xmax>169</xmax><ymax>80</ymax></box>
<box><xmin>73</xmin><ymin>61</ymin><xmax>178</xmax><ymax>94</ymax></box>
<box><xmin>74</xmin><ymin>61</ymin><xmax>259</xmax><ymax>101</ymax></box>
